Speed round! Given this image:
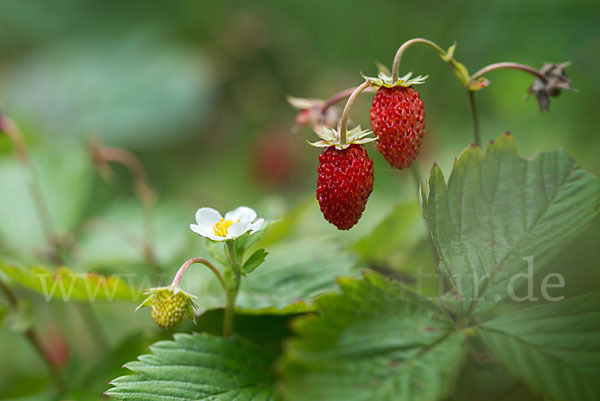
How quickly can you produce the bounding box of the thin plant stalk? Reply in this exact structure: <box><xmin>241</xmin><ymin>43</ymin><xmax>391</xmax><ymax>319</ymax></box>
<box><xmin>223</xmin><ymin>241</ymin><xmax>242</xmax><ymax>338</ymax></box>
<box><xmin>391</xmin><ymin>38</ymin><xmax>446</xmax><ymax>82</ymax></box>
<box><xmin>470</xmin><ymin>62</ymin><xmax>547</xmax><ymax>83</ymax></box>
<box><xmin>1</xmin><ymin>116</ymin><xmax>110</xmax><ymax>350</ymax></box>
<box><xmin>90</xmin><ymin>140</ymin><xmax>160</xmax><ymax>278</ymax></box>
<box><xmin>0</xmin><ymin>279</ymin><xmax>66</xmax><ymax>393</ymax></box>
<box><xmin>171</xmin><ymin>258</ymin><xmax>226</xmax><ymax>290</ymax></box>
<box><xmin>467</xmin><ymin>91</ymin><xmax>481</xmax><ymax>146</ymax></box>
<box><xmin>0</xmin><ymin>116</ymin><xmax>58</xmax><ymax>258</ymax></box>
<box><xmin>337</xmin><ymin>80</ymin><xmax>372</xmax><ymax>144</ymax></box>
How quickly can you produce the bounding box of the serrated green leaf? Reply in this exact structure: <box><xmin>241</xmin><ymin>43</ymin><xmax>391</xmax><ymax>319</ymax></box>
<box><xmin>0</xmin><ymin>263</ymin><xmax>139</xmax><ymax>302</ymax></box>
<box><xmin>421</xmin><ymin>134</ymin><xmax>600</xmax><ymax>315</ymax></box>
<box><xmin>478</xmin><ymin>292</ymin><xmax>600</xmax><ymax>401</ymax></box>
<box><xmin>184</xmin><ymin>238</ymin><xmax>362</xmax><ymax>315</ymax></box>
<box><xmin>107</xmin><ymin>333</ymin><xmax>279</xmax><ymax>401</ymax></box>
<box><xmin>280</xmin><ymin>272</ymin><xmax>466</xmax><ymax>401</ymax></box>
<box><xmin>242</xmin><ymin>248</ymin><xmax>268</xmax><ymax>275</ymax></box>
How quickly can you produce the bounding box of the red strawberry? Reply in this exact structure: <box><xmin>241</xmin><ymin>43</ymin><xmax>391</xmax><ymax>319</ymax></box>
<box><xmin>317</xmin><ymin>144</ymin><xmax>374</xmax><ymax>230</ymax></box>
<box><xmin>370</xmin><ymin>86</ymin><xmax>425</xmax><ymax>169</ymax></box>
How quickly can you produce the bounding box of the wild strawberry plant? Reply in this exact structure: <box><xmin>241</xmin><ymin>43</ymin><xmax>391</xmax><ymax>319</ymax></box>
<box><xmin>0</xmin><ymin>37</ymin><xmax>598</xmax><ymax>401</ymax></box>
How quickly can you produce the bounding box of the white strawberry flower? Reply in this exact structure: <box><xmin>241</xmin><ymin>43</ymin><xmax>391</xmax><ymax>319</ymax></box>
<box><xmin>190</xmin><ymin>206</ymin><xmax>265</xmax><ymax>241</ymax></box>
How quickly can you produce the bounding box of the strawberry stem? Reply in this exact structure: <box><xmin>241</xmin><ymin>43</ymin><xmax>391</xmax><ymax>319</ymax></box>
<box><xmin>470</xmin><ymin>62</ymin><xmax>547</xmax><ymax>83</ymax></box>
<box><xmin>171</xmin><ymin>257</ymin><xmax>226</xmax><ymax>290</ymax></box>
<box><xmin>321</xmin><ymin>86</ymin><xmax>375</xmax><ymax>118</ymax></box>
<box><xmin>89</xmin><ymin>138</ymin><xmax>160</xmax><ymax>279</ymax></box>
<box><xmin>391</xmin><ymin>38</ymin><xmax>446</xmax><ymax>82</ymax></box>
<box><xmin>0</xmin><ymin>279</ymin><xmax>66</xmax><ymax>393</ymax></box>
<box><xmin>223</xmin><ymin>241</ymin><xmax>241</xmax><ymax>338</ymax></box>
<box><xmin>337</xmin><ymin>80</ymin><xmax>371</xmax><ymax>144</ymax></box>
<box><xmin>0</xmin><ymin>114</ymin><xmax>58</xmax><ymax>259</ymax></box>
<box><xmin>467</xmin><ymin>90</ymin><xmax>481</xmax><ymax>146</ymax></box>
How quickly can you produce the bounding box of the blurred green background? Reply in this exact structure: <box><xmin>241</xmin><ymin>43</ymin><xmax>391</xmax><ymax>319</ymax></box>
<box><xmin>0</xmin><ymin>0</ymin><xmax>599</xmax><ymax>399</ymax></box>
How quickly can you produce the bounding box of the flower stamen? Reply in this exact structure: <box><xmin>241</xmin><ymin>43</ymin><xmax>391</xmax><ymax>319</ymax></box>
<box><xmin>213</xmin><ymin>218</ymin><xmax>236</xmax><ymax>237</ymax></box>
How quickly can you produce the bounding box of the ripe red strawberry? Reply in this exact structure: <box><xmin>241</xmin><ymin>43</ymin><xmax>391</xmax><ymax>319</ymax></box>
<box><xmin>317</xmin><ymin>144</ymin><xmax>374</xmax><ymax>230</ymax></box>
<box><xmin>370</xmin><ymin>86</ymin><xmax>425</xmax><ymax>169</ymax></box>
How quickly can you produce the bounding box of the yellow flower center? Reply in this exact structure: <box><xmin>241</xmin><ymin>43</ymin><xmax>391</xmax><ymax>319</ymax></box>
<box><xmin>213</xmin><ymin>218</ymin><xmax>236</xmax><ymax>237</ymax></box>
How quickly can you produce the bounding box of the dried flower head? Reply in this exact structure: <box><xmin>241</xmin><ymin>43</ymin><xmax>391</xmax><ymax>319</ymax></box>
<box><xmin>527</xmin><ymin>62</ymin><xmax>575</xmax><ymax>110</ymax></box>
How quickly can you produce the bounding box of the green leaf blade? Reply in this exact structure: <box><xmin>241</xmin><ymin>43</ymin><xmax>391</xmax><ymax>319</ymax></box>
<box><xmin>422</xmin><ymin>133</ymin><xmax>600</xmax><ymax>314</ymax></box>
<box><xmin>0</xmin><ymin>263</ymin><xmax>139</xmax><ymax>302</ymax></box>
<box><xmin>107</xmin><ymin>333</ymin><xmax>278</xmax><ymax>401</ymax></box>
<box><xmin>280</xmin><ymin>272</ymin><xmax>466</xmax><ymax>401</ymax></box>
<box><xmin>187</xmin><ymin>238</ymin><xmax>362</xmax><ymax>315</ymax></box>
<box><xmin>478</xmin><ymin>293</ymin><xmax>600</xmax><ymax>401</ymax></box>
<box><xmin>243</xmin><ymin>248</ymin><xmax>269</xmax><ymax>275</ymax></box>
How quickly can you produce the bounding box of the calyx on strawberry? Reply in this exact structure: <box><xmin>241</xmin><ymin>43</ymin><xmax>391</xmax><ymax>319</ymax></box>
<box><xmin>136</xmin><ymin>286</ymin><xmax>197</xmax><ymax>329</ymax></box>
<box><xmin>310</xmin><ymin>126</ymin><xmax>375</xmax><ymax>230</ymax></box>
<box><xmin>365</xmin><ymin>69</ymin><xmax>427</xmax><ymax>170</ymax></box>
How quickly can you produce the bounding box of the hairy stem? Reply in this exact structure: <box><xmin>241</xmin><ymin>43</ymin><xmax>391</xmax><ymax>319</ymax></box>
<box><xmin>223</xmin><ymin>241</ymin><xmax>241</xmax><ymax>338</ymax></box>
<box><xmin>467</xmin><ymin>90</ymin><xmax>481</xmax><ymax>146</ymax></box>
<box><xmin>321</xmin><ymin>86</ymin><xmax>375</xmax><ymax>117</ymax></box>
<box><xmin>1</xmin><ymin>117</ymin><xmax>111</xmax><ymax>350</ymax></box>
<box><xmin>470</xmin><ymin>62</ymin><xmax>547</xmax><ymax>83</ymax></box>
<box><xmin>171</xmin><ymin>258</ymin><xmax>226</xmax><ymax>290</ymax></box>
<box><xmin>337</xmin><ymin>80</ymin><xmax>371</xmax><ymax>144</ymax></box>
<box><xmin>0</xmin><ymin>279</ymin><xmax>66</xmax><ymax>393</ymax></box>
<box><xmin>391</xmin><ymin>38</ymin><xmax>446</xmax><ymax>82</ymax></box>
<box><xmin>90</xmin><ymin>139</ymin><xmax>159</xmax><ymax>277</ymax></box>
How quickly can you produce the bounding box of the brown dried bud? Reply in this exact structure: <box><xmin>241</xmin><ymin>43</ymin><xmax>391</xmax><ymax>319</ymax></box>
<box><xmin>527</xmin><ymin>62</ymin><xmax>575</xmax><ymax>111</ymax></box>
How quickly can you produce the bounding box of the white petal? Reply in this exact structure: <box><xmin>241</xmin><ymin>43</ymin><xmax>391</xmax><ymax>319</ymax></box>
<box><xmin>194</xmin><ymin>207</ymin><xmax>222</xmax><ymax>229</ymax></box>
<box><xmin>206</xmin><ymin>234</ymin><xmax>228</xmax><ymax>241</ymax></box>
<box><xmin>225</xmin><ymin>206</ymin><xmax>256</xmax><ymax>223</ymax></box>
<box><xmin>226</xmin><ymin>221</ymin><xmax>251</xmax><ymax>238</ymax></box>
<box><xmin>249</xmin><ymin>218</ymin><xmax>265</xmax><ymax>234</ymax></box>
<box><xmin>189</xmin><ymin>223</ymin><xmax>215</xmax><ymax>238</ymax></box>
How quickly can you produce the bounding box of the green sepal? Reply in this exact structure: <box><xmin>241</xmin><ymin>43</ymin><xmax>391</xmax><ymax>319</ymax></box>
<box><xmin>135</xmin><ymin>286</ymin><xmax>198</xmax><ymax>316</ymax></box>
<box><xmin>309</xmin><ymin>125</ymin><xmax>375</xmax><ymax>150</ymax></box>
<box><xmin>363</xmin><ymin>70</ymin><xmax>428</xmax><ymax>89</ymax></box>
<box><xmin>242</xmin><ymin>248</ymin><xmax>269</xmax><ymax>275</ymax></box>
<box><xmin>468</xmin><ymin>77</ymin><xmax>490</xmax><ymax>91</ymax></box>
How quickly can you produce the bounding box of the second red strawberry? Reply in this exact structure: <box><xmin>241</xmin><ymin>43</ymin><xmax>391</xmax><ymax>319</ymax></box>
<box><xmin>370</xmin><ymin>86</ymin><xmax>425</xmax><ymax>170</ymax></box>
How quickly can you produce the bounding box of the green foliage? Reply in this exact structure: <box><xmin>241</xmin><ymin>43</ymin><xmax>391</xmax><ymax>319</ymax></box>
<box><xmin>354</xmin><ymin>199</ymin><xmax>426</xmax><ymax>264</ymax></box>
<box><xmin>107</xmin><ymin>333</ymin><xmax>279</xmax><ymax>401</ymax></box>
<box><xmin>280</xmin><ymin>272</ymin><xmax>466</xmax><ymax>401</ymax></box>
<box><xmin>0</xmin><ymin>263</ymin><xmax>138</xmax><ymax>302</ymax></box>
<box><xmin>77</xmin><ymin>199</ymin><xmax>192</xmax><ymax>271</ymax></box>
<box><xmin>0</xmin><ymin>148</ymin><xmax>93</xmax><ymax>259</ymax></box>
<box><xmin>1</xmin><ymin>34</ymin><xmax>213</xmax><ymax>148</ymax></box>
<box><xmin>478</xmin><ymin>292</ymin><xmax>600</xmax><ymax>401</ymax></box>
<box><xmin>188</xmin><ymin>238</ymin><xmax>362</xmax><ymax>314</ymax></box>
<box><xmin>242</xmin><ymin>248</ymin><xmax>268</xmax><ymax>275</ymax></box>
<box><xmin>420</xmin><ymin>133</ymin><xmax>600</xmax><ymax>315</ymax></box>
<box><xmin>67</xmin><ymin>332</ymin><xmax>163</xmax><ymax>401</ymax></box>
